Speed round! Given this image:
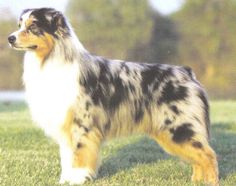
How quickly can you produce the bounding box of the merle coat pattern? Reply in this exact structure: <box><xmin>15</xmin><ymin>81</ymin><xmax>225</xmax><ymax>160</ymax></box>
<box><xmin>8</xmin><ymin>8</ymin><xmax>219</xmax><ymax>186</ymax></box>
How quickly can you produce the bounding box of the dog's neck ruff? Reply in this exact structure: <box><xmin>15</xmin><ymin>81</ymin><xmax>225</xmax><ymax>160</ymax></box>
<box><xmin>23</xmin><ymin>29</ymin><xmax>88</xmax><ymax>139</ymax></box>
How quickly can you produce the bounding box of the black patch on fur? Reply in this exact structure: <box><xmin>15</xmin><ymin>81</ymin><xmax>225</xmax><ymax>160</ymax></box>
<box><xmin>88</xmin><ymin>59</ymin><xmax>113</xmax><ymax>109</ymax></box>
<box><xmin>95</xmin><ymin>61</ymin><xmax>112</xmax><ymax>107</ymax></box>
<box><xmin>73</xmin><ymin>118</ymin><xmax>89</xmax><ymax>133</ymax></box>
<box><xmin>81</xmin><ymin>125</ymin><xmax>89</xmax><ymax>133</ymax></box>
<box><xmin>141</xmin><ymin>65</ymin><xmax>166</xmax><ymax>109</ymax></box>
<box><xmin>144</xmin><ymin>100</ymin><xmax>149</xmax><ymax>108</ymax></box>
<box><xmin>91</xmin><ymin>85</ymin><xmax>107</xmax><ymax>106</ymax></box>
<box><xmin>169</xmin><ymin>128</ymin><xmax>175</xmax><ymax>133</ymax></box>
<box><xmin>83</xmin><ymin>113</ymin><xmax>90</xmax><ymax>119</ymax></box>
<box><xmin>140</xmin><ymin>65</ymin><xmax>174</xmax><ymax>111</ymax></box>
<box><xmin>192</xmin><ymin>141</ymin><xmax>203</xmax><ymax>149</ymax></box>
<box><xmin>170</xmin><ymin>105</ymin><xmax>180</xmax><ymax>115</ymax></box>
<box><xmin>105</xmin><ymin>120</ymin><xmax>111</xmax><ymax>131</ymax></box>
<box><xmin>30</xmin><ymin>8</ymin><xmax>69</xmax><ymax>38</ymax></box>
<box><xmin>30</xmin><ymin>8</ymin><xmax>57</xmax><ymax>37</ymax></box>
<box><xmin>85</xmin><ymin>101</ymin><xmax>92</xmax><ymax>111</ymax></box>
<box><xmin>170</xmin><ymin>123</ymin><xmax>194</xmax><ymax>143</ymax></box>
<box><xmin>74</xmin><ymin>117</ymin><xmax>82</xmax><ymax>125</ymax></box>
<box><xmin>141</xmin><ymin>66</ymin><xmax>175</xmax><ymax>107</ymax></box>
<box><xmin>193</xmin><ymin>116</ymin><xmax>201</xmax><ymax>123</ymax></box>
<box><xmin>80</xmin><ymin>69</ymin><xmax>99</xmax><ymax>103</ymax></box>
<box><xmin>128</xmin><ymin>82</ymin><xmax>136</xmax><ymax>94</ymax></box>
<box><xmin>28</xmin><ymin>22</ymin><xmax>44</xmax><ymax>36</ymax></box>
<box><xmin>108</xmin><ymin>75</ymin><xmax>128</xmax><ymax>112</ymax></box>
<box><xmin>158</xmin><ymin>81</ymin><xmax>188</xmax><ymax>105</ymax></box>
<box><xmin>121</xmin><ymin>62</ymin><xmax>130</xmax><ymax>75</ymax></box>
<box><xmin>165</xmin><ymin>119</ymin><xmax>172</xmax><ymax>125</ymax></box>
<box><xmin>134</xmin><ymin>100</ymin><xmax>144</xmax><ymax>123</ymax></box>
<box><xmin>98</xmin><ymin>60</ymin><xmax>111</xmax><ymax>85</ymax></box>
<box><xmin>198</xmin><ymin>90</ymin><xmax>210</xmax><ymax>137</ymax></box>
<box><xmin>141</xmin><ymin>65</ymin><xmax>160</xmax><ymax>99</ymax></box>
<box><xmin>83</xmin><ymin>70</ymin><xmax>97</xmax><ymax>89</ymax></box>
<box><xmin>155</xmin><ymin>68</ymin><xmax>174</xmax><ymax>91</ymax></box>
<box><xmin>183</xmin><ymin>66</ymin><xmax>193</xmax><ymax>78</ymax></box>
<box><xmin>77</xmin><ymin>143</ymin><xmax>82</xmax><ymax>148</ymax></box>
<box><xmin>81</xmin><ymin>59</ymin><xmax>129</xmax><ymax>113</ymax></box>
<box><xmin>85</xmin><ymin>176</ymin><xmax>92</xmax><ymax>181</ymax></box>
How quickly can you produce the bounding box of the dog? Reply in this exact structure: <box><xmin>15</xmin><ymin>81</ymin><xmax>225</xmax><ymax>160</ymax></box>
<box><xmin>8</xmin><ymin>8</ymin><xmax>219</xmax><ymax>185</ymax></box>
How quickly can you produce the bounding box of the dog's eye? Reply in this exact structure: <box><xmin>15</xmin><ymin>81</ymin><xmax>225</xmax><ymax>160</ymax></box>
<box><xmin>29</xmin><ymin>23</ymin><xmax>37</xmax><ymax>30</ymax></box>
<box><xmin>28</xmin><ymin>23</ymin><xmax>39</xmax><ymax>34</ymax></box>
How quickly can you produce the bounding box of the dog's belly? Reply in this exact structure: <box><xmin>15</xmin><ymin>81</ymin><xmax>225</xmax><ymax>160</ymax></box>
<box><xmin>23</xmin><ymin>55</ymin><xmax>79</xmax><ymax>139</ymax></box>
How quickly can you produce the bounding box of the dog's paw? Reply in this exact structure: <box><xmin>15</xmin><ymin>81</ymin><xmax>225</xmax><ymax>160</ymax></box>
<box><xmin>59</xmin><ymin>168</ymin><xmax>93</xmax><ymax>185</ymax></box>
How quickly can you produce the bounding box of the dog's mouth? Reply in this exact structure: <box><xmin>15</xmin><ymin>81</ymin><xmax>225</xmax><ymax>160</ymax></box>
<box><xmin>27</xmin><ymin>45</ymin><xmax>38</xmax><ymax>49</ymax></box>
<box><xmin>10</xmin><ymin>44</ymin><xmax>38</xmax><ymax>50</ymax></box>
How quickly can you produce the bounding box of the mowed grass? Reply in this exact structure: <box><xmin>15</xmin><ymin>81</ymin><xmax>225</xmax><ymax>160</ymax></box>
<box><xmin>0</xmin><ymin>101</ymin><xmax>236</xmax><ymax>186</ymax></box>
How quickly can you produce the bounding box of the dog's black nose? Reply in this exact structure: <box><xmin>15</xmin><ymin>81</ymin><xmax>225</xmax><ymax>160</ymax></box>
<box><xmin>8</xmin><ymin>35</ymin><xmax>16</xmax><ymax>44</ymax></box>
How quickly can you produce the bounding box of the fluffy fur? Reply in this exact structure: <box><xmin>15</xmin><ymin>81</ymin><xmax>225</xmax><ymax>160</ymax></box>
<box><xmin>8</xmin><ymin>8</ymin><xmax>219</xmax><ymax>186</ymax></box>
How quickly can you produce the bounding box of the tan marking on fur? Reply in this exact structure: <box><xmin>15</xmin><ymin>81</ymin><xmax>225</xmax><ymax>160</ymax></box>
<box><xmin>61</xmin><ymin>109</ymin><xmax>103</xmax><ymax>176</ymax></box>
<box><xmin>61</xmin><ymin>108</ymin><xmax>74</xmax><ymax>146</ymax></box>
<box><xmin>17</xmin><ymin>16</ymin><xmax>55</xmax><ymax>64</ymax></box>
<box><xmin>104</xmin><ymin>103</ymin><xmax>155</xmax><ymax>139</ymax></box>
<box><xmin>72</xmin><ymin>127</ymin><xmax>102</xmax><ymax>173</ymax></box>
<box><xmin>192</xmin><ymin>164</ymin><xmax>203</xmax><ymax>182</ymax></box>
<box><xmin>34</xmin><ymin>33</ymin><xmax>54</xmax><ymax>63</ymax></box>
<box><xmin>152</xmin><ymin>131</ymin><xmax>219</xmax><ymax>186</ymax></box>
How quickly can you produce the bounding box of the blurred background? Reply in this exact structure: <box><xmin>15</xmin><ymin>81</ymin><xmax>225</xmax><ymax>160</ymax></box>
<box><xmin>0</xmin><ymin>0</ymin><xmax>235</xmax><ymax>100</ymax></box>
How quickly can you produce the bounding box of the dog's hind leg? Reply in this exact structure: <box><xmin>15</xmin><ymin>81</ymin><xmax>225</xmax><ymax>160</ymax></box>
<box><xmin>59</xmin><ymin>109</ymin><xmax>103</xmax><ymax>185</ymax></box>
<box><xmin>151</xmin><ymin>129</ymin><xmax>219</xmax><ymax>186</ymax></box>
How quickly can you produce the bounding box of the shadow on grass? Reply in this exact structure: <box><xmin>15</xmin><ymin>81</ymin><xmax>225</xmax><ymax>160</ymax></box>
<box><xmin>98</xmin><ymin>137</ymin><xmax>169</xmax><ymax>179</ymax></box>
<box><xmin>98</xmin><ymin>122</ymin><xmax>236</xmax><ymax>181</ymax></box>
<box><xmin>211</xmin><ymin>123</ymin><xmax>236</xmax><ymax>179</ymax></box>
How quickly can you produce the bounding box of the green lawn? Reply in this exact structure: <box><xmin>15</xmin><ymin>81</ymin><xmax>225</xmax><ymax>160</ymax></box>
<box><xmin>0</xmin><ymin>101</ymin><xmax>236</xmax><ymax>186</ymax></box>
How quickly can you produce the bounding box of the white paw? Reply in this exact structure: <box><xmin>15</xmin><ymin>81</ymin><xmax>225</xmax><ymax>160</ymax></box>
<box><xmin>59</xmin><ymin>168</ymin><xmax>93</xmax><ymax>185</ymax></box>
<box><xmin>59</xmin><ymin>174</ymin><xmax>66</xmax><ymax>184</ymax></box>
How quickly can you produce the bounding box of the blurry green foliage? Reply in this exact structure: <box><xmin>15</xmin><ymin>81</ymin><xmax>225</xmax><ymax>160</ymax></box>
<box><xmin>128</xmin><ymin>13</ymin><xmax>178</xmax><ymax>64</ymax></box>
<box><xmin>66</xmin><ymin>0</ymin><xmax>153</xmax><ymax>59</ymax></box>
<box><xmin>173</xmin><ymin>0</ymin><xmax>236</xmax><ymax>98</ymax></box>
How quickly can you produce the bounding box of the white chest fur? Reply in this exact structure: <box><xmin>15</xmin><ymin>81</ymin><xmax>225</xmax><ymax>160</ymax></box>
<box><xmin>23</xmin><ymin>52</ymin><xmax>79</xmax><ymax>139</ymax></box>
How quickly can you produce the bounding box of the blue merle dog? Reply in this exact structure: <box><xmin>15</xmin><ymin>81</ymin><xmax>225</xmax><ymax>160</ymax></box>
<box><xmin>8</xmin><ymin>8</ymin><xmax>219</xmax><ymax>186</ymax></box>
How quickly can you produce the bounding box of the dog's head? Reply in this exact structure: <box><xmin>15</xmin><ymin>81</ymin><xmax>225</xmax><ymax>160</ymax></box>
<box><xmin>8</xmin><ymin>8</ymin><xmax>70</xmax><ymax>52</ymax></box>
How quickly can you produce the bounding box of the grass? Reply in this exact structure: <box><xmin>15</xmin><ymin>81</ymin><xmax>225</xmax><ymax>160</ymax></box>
<box><xmin>0</xmin><ymin>101</ymin><xmax>236</xmax><ymax>186</ymax></box>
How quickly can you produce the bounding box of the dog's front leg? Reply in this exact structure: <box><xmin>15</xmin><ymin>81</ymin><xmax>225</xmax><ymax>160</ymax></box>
<box><xmin>59</xmin><ymin>141</ymin><xmax>96</xmax><ymax>185</ymax></box>
<box><xmin>59</xmin><ymin>109</ymin><xmax>103</xmax><ymax>185</ymax></box>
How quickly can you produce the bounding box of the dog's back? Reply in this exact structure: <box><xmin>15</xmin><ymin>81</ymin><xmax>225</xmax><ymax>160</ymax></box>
<box><xmin>79</xmin><ymin>57</ymin><xmax>209</xmax><ymax>140</ymax></box>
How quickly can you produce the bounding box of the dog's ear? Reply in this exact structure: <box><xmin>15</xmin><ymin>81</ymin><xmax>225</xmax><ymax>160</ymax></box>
<box><xmin>30</xmin><ymin>8</ymin><xmax>70</xmax><ymax>37</ymax></box>
<box><xmin>45</xmin><ymin>9</ymin><xmax>70</xmax><ymax>37</ymax></box>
